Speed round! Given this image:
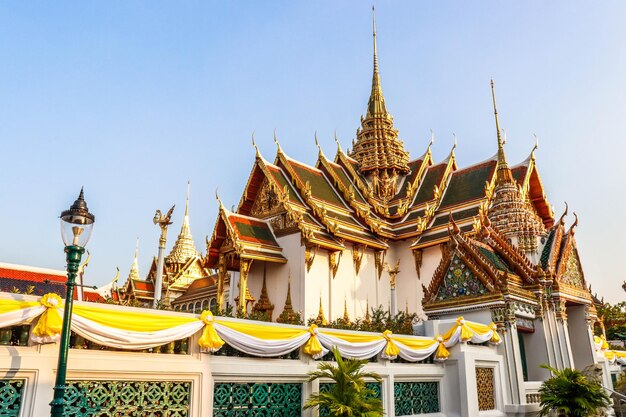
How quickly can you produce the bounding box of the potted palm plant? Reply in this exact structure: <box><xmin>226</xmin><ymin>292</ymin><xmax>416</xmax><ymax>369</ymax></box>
<box><xmin>538</xmin><ymin>365</ymin><xmax>610</xmax><ymax>417</ymax></box>
<box><xmin>304</xmin><ymin>347</ymin><xmax>384</xmax><ymax>417</ymax></box>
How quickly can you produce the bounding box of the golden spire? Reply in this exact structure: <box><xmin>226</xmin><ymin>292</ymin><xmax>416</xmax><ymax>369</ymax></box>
<box><xmin>349</xmin><ymin>7</ymin><xmax>410</xmax><ymax>195</ymax></box>
<box><xmin>343</xmin><ymin>297</ymin><xmax>350</xmax><ymax>323</ymax></box>
<box><xmin>364</xmin><ymin>298</ymin><xmax>371</xmax><ymax>324</ymax></box>
<box><xmin>128</xmin><ymin>238</ymin><xmax>140</xmax><ymax>281</ymax></box>
<box><xmin>487</xmin><ymin>82</ymin><xmax>546</xmax><ymax>251</ymax></box>
<box><xmin>368</xmin><ymin>6</ymin><xmax>387</xmax><ymax>117</ymax></box>
<box><xmin>277</xmin><ymin>273</ymin><xmax>298</xmax><ymax>323</ymax></box>
<box><xmin>316</xmin><ymin>294</ymin><xmax>328</xmax><ymax>325</ymax></box>
<box><xmin>166</xmin><ymin>181</ymin><xmax>200</xmax><ymax>263</ymax></box>
<box><xmin>491</xmin><ymin>80</ymin><xmax>513</xmax><ymax>184</ymax></box>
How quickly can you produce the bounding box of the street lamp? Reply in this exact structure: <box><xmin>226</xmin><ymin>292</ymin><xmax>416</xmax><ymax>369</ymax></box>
<box><xmin>50</xmin><ymin>188</ymin><xmax>95</xmax><ymax>417</ymax></box>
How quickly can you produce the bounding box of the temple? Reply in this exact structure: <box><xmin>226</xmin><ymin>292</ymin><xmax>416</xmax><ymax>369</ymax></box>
<box><xmin>101</xmin><ymin>10</ymin><xmax>604</xmax><ymax>416</ymax></box>
<box><xmin>199</xmin><ymin>10</ymin><xmax>600</xmax><ymax>413</ymax></box>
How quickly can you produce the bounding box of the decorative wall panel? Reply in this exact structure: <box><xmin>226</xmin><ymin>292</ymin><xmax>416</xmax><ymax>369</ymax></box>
<box><xmin>0</xmin><ymin>379</ymin><xmax>24</xmax><ymax>417</ymax></box>
<box><xmin>64</xmin><ymin>380</ymin><xmax>191</xmax><ymax>417</ymax></box>
<box><xmin>213</xmin><ymin>382</ymin><xmax>301</xmax><ymax>417</ymax></box>
<box><xmin>476</xmin><ymin>367</ymin><xmax>496</xmax><ymax>411</ymax></box>
<box><xmin>393</xmin><ymin>381</ymin><xmax>439</xmax><ymax>416</ymax></box>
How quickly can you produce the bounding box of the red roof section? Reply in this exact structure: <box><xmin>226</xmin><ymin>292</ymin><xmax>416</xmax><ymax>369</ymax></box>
<box><xmin>0</xmin><ymin>267</ymin><xmax>66</xmax><ymax>283</ymax></box>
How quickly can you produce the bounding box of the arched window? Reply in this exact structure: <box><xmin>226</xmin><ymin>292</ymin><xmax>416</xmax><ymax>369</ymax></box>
<box><xmin>181</xmin><ymin>304</ymin><xmax>187</xmax><ymax>312</ymax></box>
<box><xmin>194</xmin><ymin>301</ymin><xmax>201</xmax><ymax>313</ymax></box>
<box><xmin>202</xmin><ymin>299</ymin><xmax>209</xmax><ymax>311</ymax></box>
<box><xmin>209</xmin><ymin>298</ymin><xmax>217</xmax><ymax>311</ymax></box>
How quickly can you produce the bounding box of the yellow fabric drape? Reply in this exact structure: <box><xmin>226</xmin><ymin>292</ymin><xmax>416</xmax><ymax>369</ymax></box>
<box><xmin>382</xmin><ymin>330</ymin><xmax>400</xmax><ymax>358</ymax></box>
<box><xmin>74</xmin><ymin>304</ymin><xmax>196</xmax><ymax>332</ymax></box>
<box><xmin>0</xmin><ymin>299</ymin><xmax>39</xmax><ymax>315</ymax></box>
<box><xmin>216</xmin><ymin>320</ymin><xmax>308</xmax><ymax>341</ymax></box>
<box><xmin>318</xmin><ymin>329</ymin><xmax>383</xmax><ymax>343</ymax></box>
<box><xmin>32</xmin><ymin>294</ymin><xmax>63</xmax><ymax>339</ymax></box>
<box><xmin>303</xmin><ymin>324</ymin><xmax>324</xmax><ymax>358</ymax></box>
<box><xmin>488</xmin><ymin>323</ymin><xmax>501</xmax><ymax>344</ymax></box>
<box><xmin>198</xmin><ymin>311</ymin><xmax>225</xmax><ymax>352</ymax></box>
<box><xmin>434</xmin><ymin>336</ymin><xmax>450</xmax><ymax>361</ymax></box>
<box><xmin>0</xmin><ymin>293</ymin><xmax>503</xmax><ymax>361</ymax></box>
<box><xmin>456</xmin><ymin>317</ymin><xmax>474</xmax><ymax>341</ymax></box>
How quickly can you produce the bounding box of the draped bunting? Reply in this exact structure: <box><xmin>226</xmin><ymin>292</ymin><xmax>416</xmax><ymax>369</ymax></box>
<box><xmin>595</xmin><ymin>335</ymin><xmax>626</xmax><ymax>365</ymax></box>
<box><xmin>0</xmin><ymin>293</ymin><xmax>502</xmax><ymax>362</ymax></box>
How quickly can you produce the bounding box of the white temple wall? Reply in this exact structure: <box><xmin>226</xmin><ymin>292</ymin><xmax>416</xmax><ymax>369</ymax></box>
<box><xmin>242</xmin><ymin>234</ymin><xmax>306</xmax><ymax>320</ymax></box>
<box><xmin>521</xmin><ymin>325</ymin><xmax>551</xmax><ymax>381</ymax></box>
<box><xmin>330</xmin><ymin>247</ymin><xmax>355</xmax><ymax>321</ymax></box>
<box><xmin>419</xmin><ymin>244</ymin><xmax>444</xmax><ymax>289</ymax></box>
<box><xmin>305</xmin><ymin>249</ymin><xmax>329</xmax><ymax>321</ymax></box>
<box><xmin>388</xmin><ymin>240</ymin><xmax>421</xmax><ymax>317</ymax></box>
<box><xmin>566</xmin><ymin>305</ymin><xmax>596</xmax><ymax>370</ymax></box>
<box><xmin>353</xmin><ymin>246</ymin><xmax>378</xmax><ymax>319</ymax></box>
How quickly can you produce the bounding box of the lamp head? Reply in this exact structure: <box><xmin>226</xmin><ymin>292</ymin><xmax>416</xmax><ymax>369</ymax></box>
<box><xmin>60</xmin><ymin>188</ymin><xmax>95</xmax><ymax>248</ymax></box>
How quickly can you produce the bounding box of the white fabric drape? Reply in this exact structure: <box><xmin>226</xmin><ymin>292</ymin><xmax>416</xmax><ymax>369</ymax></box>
<box><xmin>316</xmin><ymin>332</ymin><xmax>387</xmax><ymax>360</ymax></box>
<box><xmin>395</xmin><ymin>340</ymin><xmax>440</xmax><ymax>362</ymax></box>
<box><xmin>1</xmin><ymin>306</ymin><xmax>45</xmax><ymax>328</ymax></box>
<box><xmin>213</xmin><ymin>322</ymin><xmax>310</xmax><ymax>357</ymax></box>
<box><xmin>71</xmin><ymin>313</ymin><xmax>204</xmax><ymax>350</ymax></box>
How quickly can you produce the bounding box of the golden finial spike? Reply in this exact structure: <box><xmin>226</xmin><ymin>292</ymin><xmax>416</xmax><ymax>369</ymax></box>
<box><xmin>429</xmin><ymin>129</ymin><xmax>435</xmax><ymax>147</ymax></box>
<box><xmin>252</xmin><ymin>130</ymin><xmax>260</xmax><ymax>157</ymax></box>
<box><xmin>315</xmin><ymin>131</ymin><xmax>323</xmax><ymax>156</ymax></box>
<box><xmin>273</xmin><ymin>128</ymin><xmax>279</xmax><ymax>145</ymax></box>
<box><xmin>334</xmin><ymin>130</ymin><xmax>343</xmax><ymax>152</ymax></box>
<box><xmin>491</xmin><ymin>79</ymin><xmax>503</xmax><ymax>148</ymax></box>
<box><xmin>452</xmin><ymin>133</ymin><xmax>457</xmax><ymax>151</ymax></box>
<box><xmin>215</xmin><ymin>188</ymin><xmax>224</xmax><ymax>208</ymax></box>
<box><xmin>372</xmin><ymin>6</ymin><xmax>378</xmax><ymax>72</ymax></box>
<box><xmin>185</xmin><ymin>181</ymin><xmax>190</xmax><ymax>217</ymax></box>
<box><xmin>491</xmin><ymin>80</ymin><xmax>513</xmax><ymax>184</ymax></box>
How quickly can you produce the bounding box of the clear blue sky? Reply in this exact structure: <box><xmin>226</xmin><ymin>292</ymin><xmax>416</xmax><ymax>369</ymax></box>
<box><xmin>1</xmin><ymin>2</ymin><xmax>625</xmax><ymax>302</ymax></box>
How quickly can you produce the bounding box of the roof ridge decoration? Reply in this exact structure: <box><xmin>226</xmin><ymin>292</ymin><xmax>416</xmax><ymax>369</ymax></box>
<box><xmin>486</xmin><ymin>81</ymin><xmax>546</xmax><ymax>253</ymax></box>
<box><xmin>348</xmin><ymin>7</ymin><xmax>410</xmax><ymax>200</ymax></box>
<box><xmin>166</xmin><ymin>182</ymin><xmax>201</xmax><ymax>264</ymax></box>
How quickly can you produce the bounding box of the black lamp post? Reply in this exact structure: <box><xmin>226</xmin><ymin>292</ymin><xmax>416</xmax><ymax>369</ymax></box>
<box><xmin>50</xmin><ymin>188</ymin><xmax>95</xmax><ymax>417</ymax></box>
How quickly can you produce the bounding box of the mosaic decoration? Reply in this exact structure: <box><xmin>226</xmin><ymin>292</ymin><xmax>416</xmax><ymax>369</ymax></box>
<box><xmin>318</xmin><ymin>382</ymin><xmax>381</xmax><ymax>417</ymax></box>
<box><xmin>393</xmin><ymin>381</ymin><xmax>439</xmax><ymax>416</ymax></box>
<box><xmin>476</xmin><ymin>367</ymin><xmax>496</xmax><ymax>411</ymax></box>
<box><xmin>213</xmin><ymin>382</ymin><xmax>301</xmax><ymax>417</ymax></box>
<box><xmin>562</xmin><ymin>250</ymin><xmax>584</xmax><ymax>288</ymax></box>
<box><xmin>436</xmin><ymin>255</ymin><xmax>488</xmax><ymax>301</ymax></box>
<box><xmin>63</xmin><ymin>380</ymin><xmax>191</xmax><ymax>417</ymax></box>
<box><xmin>0</xmin><ymin>379</ymin><xmax>24</xmax><ymax>417</ymax></box>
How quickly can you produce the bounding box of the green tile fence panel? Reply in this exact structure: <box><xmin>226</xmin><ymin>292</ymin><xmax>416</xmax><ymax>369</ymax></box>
<box><xmin>63</xmin><ymin>380</ymin><xmax>191</xmax><ymax>417</ymax></box>
<box><xmin>213</xmin><ymin>382</ymin><xmax>301</xmax><ymax>417</ymax></box>
<box><xmin>0</xmin><ymin>379</ymin><xmax>25</xmax><ymax>417</ymax></box>
<box><xmin>394</xmin><ymin>381</ymin><xmax>439</xmax><ymax>416</ymax></box>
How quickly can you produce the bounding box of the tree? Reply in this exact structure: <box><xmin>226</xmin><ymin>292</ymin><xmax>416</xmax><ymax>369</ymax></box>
<box><xmin>304</xmin><ymin>347</ymin><xmax>384</xmax><ymax>417</ymax></box>
<box><xmin>538</xmin><ymin>365</ymin><xmax>610</xmax><ymax>417</ymax></box>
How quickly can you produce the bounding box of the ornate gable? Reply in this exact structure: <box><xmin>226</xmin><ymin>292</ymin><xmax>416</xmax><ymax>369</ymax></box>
<box><xmin>250</xmin><ymin>178</ymin><xmax>284</xmax><ymax>219</ymax></box>
<box><xmin>435</xmin><ymin>255</ymin><xmax>489</xmax><ymax>301</ymax></box>
<box><xmin>561</xmin><ymin>247</ymin><xmax>586</xmax><ymax>289</ymax></box>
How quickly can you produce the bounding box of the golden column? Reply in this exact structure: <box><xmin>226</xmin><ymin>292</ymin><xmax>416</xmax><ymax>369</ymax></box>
<box><xmin>238</xmin><ymin>259</ymin><xmax>253</xmax><ymax>316</ymax></box>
